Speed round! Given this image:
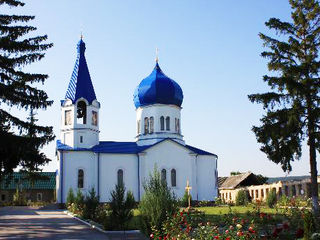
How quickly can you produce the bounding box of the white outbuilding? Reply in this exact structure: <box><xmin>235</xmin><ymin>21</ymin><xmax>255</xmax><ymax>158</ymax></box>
<box><xmin>56</xmin><ymin>39</ymin><xmax>218</xmax><ymax>203</ymax></box>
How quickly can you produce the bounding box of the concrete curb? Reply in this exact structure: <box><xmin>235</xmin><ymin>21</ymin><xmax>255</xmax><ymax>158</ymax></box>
<box><xmin>63</xmin><ymin>210</ymin><xmax>141</xmax><ymax>234</ymax></box>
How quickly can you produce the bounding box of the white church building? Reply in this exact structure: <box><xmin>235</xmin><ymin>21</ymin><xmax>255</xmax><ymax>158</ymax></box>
<box><xmin>56</xmin><ymin>39</ymin><xmax>218</xmax><ymax>203</ymax></box>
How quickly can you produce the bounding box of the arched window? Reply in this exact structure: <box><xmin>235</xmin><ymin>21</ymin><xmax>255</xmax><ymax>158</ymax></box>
<box><xmin>149</xmin><ymin>117</ymin><xmax>154</xmax><ymax>134</ymax></box>
<box><xmin>78</xmin><ymin>169</ymin><xmax>84</xmax><ymax>188</ymax></box>
<box><xmin>77</xmin><ymin>101</ymin><xmax>87</xmax><ymax>124</ymax></box>
<box><xmin>175</xmin><ymin>118</ymin><xmax>180</xmax><ymax>133</ymax></box>
<box><xmin>171</xmin><ymin>169</ymin><xmax>176</xmax><ymax>187</ymax></box>
<box><xmin>144</xmin><ymin>117</ymin><xmax>149</xmax><ymax>134</ymax></box>
<box><xmin>161</xmin><ymin>169</ymin><xmax>166</xmax><ymax>182</ymax></box>
<box><xmin>92</xmin><ymin>111</ymin><xmax>98</xmax><ymax>126</ymax></box>
<box><xmin>137</xmin><ymin>120</ymin><xmax>141</xmax><ymax>134</ymax></box>
<box><xmin>160</xmin><ymin>116</ymin><xmax>165</xmax><ymax>131</ymax></box>
<box><xmin>117</xmin><ymin>169</ymin><xmax>124</xmax><ymax>186</ymax></box>
<box><xmin>166</xmin><ymin>117</ymin><xmax>170</xmax><ymax>131</ymax></box>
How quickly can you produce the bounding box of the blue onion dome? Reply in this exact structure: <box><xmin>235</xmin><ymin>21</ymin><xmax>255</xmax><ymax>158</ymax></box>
<box><xmin>133</xmin><ymin>62</ymin><xmax>183</xmax><ymax>108</ymax></box>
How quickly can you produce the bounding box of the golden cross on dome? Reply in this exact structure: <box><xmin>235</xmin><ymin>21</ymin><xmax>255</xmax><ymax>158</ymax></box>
<box><xmin>155</xmin><ymin>47</ymin><xmax>159</xmax><ymax>63</ymax></box>
<box><xmin>185</xmin><ymin>179</ymin><xmax>192</xmax><ymax>208</ymax></box>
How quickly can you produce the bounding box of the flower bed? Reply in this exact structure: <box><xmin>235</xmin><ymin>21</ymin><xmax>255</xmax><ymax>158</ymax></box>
<box><xmin>150</xmin><ymin>206</ymin><xmax>318</xmax><ymax>240</ymax></box>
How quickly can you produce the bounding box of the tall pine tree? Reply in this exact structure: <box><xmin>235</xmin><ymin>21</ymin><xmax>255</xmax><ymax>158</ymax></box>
<box><xmin>249</xmin><ymin>0</ymin><xmax>320</xmax><ymax>215</ymax></box>
<box><xmin>0</xmin><ymin>0</ymin><xmax>54</xmax><ymax>176</ymax></box>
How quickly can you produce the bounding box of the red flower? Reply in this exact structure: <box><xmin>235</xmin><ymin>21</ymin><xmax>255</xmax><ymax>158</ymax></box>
<box><xmin>296</xmin><ymin>228</ymin><xmax>304</xmax><ymax>238</ymax></box>
<box><xmin>214</xmin><ymin>236</ymin><xmax>219</xmax><ymax>239</ymax></box>
<box><xmin>226</xmin><ymin>238</ymin><xmax>230</xmax><ymax>240</ymax></box>
<box><xmin>283</xmin><ymin>222</ymin><xmax>289</xmax><ymax>229</ymax></box>
<box><xmin>150</xmin><ymin>234</ymin><xmax>154</xmax><ymax>239</ymax></box>
<box><xmin>237</xmin><ymin>231</ymin><xmax>243</xmax><ymax>236</ymax></box>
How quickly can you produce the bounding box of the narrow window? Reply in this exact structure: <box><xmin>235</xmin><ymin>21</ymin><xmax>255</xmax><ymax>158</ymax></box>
<box><xmin>175</xmin><ymin>118</ymin><xmax>178</xmax><ymax>132</ymax></box>
<box><xmin>137</xmin><ymin>120</ymin><xmax>141</xmax><ymax>134</ymax></box>
<box><xmin>261</xmin><ymin>189</ymin><xmax>264</xmax><ymax>198</ymax></box>
<box><xmin>149</xmin><ymin>117</ymin><xmax>154</xmax><ymax>134</ymax></box>
<box><xmin>175</xmin><ymin>118</ymin><xmax>180</xmax><ymax>133</ymax></box>
<box><xmin>255</xmin><ymin>189</ymin><xmax>259</xmax><ymax>198</ymax></box>
<box><xmin>80</xmin><ymin>136</ymin><xmax>83</xmax><ymax>143</ymax></box>
<box><xmin>92</xmin><ymin>111</ymin><xmax>98</xmax><ymax>126</ymax></box>
<box><xmin>278</xmin><ymin>187</ymin><xmax>282</xmax><ymax>197</ymax></box>
<box><xmin>77</xmin><ymin>101</ymin><xmax>87</xmax><ymax>124</ymax></box>
<box><xmin>144</xmin><ymin>117</ymin><xmax>149</xmax><ymax>134</ymax></box>
<box><xmin>117</xmin><ymin>169</ymin><xmax>124</xmax><ymax>186</ymax></box>
<box><xmin>292</xmin><ymin>185</ymin><xmax>296</xmax><ymax>196</ymax></box>
<box><xmin>160</xmin><ymin>116</ymin><xmax>165</xmax><ymax>131</ymax></box>
<box><xmin>78</xmin><ymin>169</ymin><xmax>84</xmax><ymax>188</ymax></box>
<box><xmin>37</xmin><ymin>193</ymin><xmax>42</xmax><ymax>201</ymax></box>
<box><xmin>166</xmin><ymin>117</ymin><xmax>170</xmax><ymax>131</ymax></box>
<box><xmin>161</xmin><ymin>169</ymin><xmax>166</xmax><ymax>182</ymax></box>
<box><xmin>65</xmin><ymin>110</ymin><xmax>72</xmax><ymax>125</ymax></box>
<box><xmin>171</xmin><ymin>169</ymin><xmax>176</xmax><ymax>187</ymax></box>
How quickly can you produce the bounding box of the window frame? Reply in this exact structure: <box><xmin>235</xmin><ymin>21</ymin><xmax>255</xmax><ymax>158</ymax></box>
<box><xmin>160</xmin><ymin>116</ymin><xmax>165</xmax><ymax>131</ymax></box>
<box><xmin>171</xmin><ymin>169</ymin><xmax>177</xmax><ymax>187</ymax></box>
<box><xmin>117</xmin><ymin>169</ymin><xmax>124</xmax><ymax>186</ymax></box>
<box><xmin>78</xmin><ymin>169</ymin><xmax>84</xmax><ymax>189</ymax></box>
<box><xmin>166</xmin><ymin>117</ymin><xmax>170</xmax><ymax>131</ymax></box>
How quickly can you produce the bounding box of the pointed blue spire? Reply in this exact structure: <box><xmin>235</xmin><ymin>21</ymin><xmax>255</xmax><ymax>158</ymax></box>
<box><xmin>65</xmin><ymin>39</ymin><xmax>97</xmax><ymax>104</ymax></box>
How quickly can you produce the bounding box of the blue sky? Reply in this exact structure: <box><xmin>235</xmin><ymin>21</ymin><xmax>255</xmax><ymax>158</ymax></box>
<box><xmin>6</xmin><ymin>0</ymin><xmax>318</xmax><ymax>177</ymax></box>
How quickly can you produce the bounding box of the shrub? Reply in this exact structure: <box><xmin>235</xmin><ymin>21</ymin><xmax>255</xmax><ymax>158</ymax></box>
<box><xmin>109</xmin><ymin>183</ymin><xmax>135</xmax><ymax>230</ymax></box>
<box><xmin>13</xmin><ymin>188</ymin><xmax>26</xmax><ymax>206</ymax></box>
<box><xmin>66</xmin><ymin>188</ymin><xmax>75</xmax><ymax>208</ymax></box>
<box><xmin>235</xmin><ymin>189</ymin><xmax>249</xmax><ymax>206</ymax></box>
<box><xmin>70</xmin><ymin>189</ymin><xmax>85</xmax><ymax>216</ymax></box>
<box><xmin>83</xmin><ymin>187</ymin><xmax>99</xmax><ymax>220</ymax></box>
<box><xmin>266</xmin><ymin>190</ymin><xmax>277</xmax><ymax>208</ymax></box>
<box><xmin>139</xmin><ymin>166</ymin><xmax>178</xmax><ymax>235</ymax></box>
<box><xmin>180</xmin><ymin>190</ymin><xmax>191</xmax><ymax>207</ymax></box>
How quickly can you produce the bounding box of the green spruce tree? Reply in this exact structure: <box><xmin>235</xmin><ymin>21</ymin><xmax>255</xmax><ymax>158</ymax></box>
<box><xmin>248</xmin><ymin>0</ymin><xmax>320</xmax><ymax>215</ymax></box>
<box><xmin>0</xmin><ymin>0</ymin><xmax>54</xmax><ymax>176</ymax></box>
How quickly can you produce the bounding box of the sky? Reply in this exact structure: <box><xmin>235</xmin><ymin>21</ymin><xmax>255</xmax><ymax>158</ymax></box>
<box><xmin>5</xmin><ymin>0</ymin><xmax>319</xmax><ymax>177</ymax></box>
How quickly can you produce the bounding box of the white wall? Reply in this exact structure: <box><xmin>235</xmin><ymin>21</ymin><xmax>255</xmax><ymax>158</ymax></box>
<box><xmin>136</xmin><ymin>104</ymin><xmax>184</xmax><ymax>145</ymax></box>
<box><xmin>197</xmin><ymin>155</ymin><xmax>218</xmax><ymax>200</ymax></box>
<box><xmin>99</xmin><ymin>153</ymin><xmax>139</xmax><ymax>202</ymax></box>
<box><xmin>140</xmin><ymin>140</ymin><xmax>195</xmax><ymax>199</ymax></box>
<box><xmin>61</xmin><ymin>151</ymin><xmax>97</xmax><ymax>203</ymax></box>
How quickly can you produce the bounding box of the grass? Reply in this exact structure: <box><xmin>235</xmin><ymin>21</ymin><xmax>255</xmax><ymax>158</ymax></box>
<box><xmin>127</xmin><ymin>205</ymin><xmax>286</xmax><ymax>230</ymax></box>
<box><xmin>196</xmin><ymin>205</ymin><xmax>283</xmax><ymax>215</ymax></box>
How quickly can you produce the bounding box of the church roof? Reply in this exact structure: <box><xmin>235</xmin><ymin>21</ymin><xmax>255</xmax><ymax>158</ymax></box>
<box><xmin>64</xmin><ymin>39</ymin><xmax>97</xmax><ymax>104</ymax></box>
<box><xmin>56</xmin><ymin>139</ymin><xmax>217</xmax><ymax>157</ymax></box>
<box><xmin>133</xmin><ymin>62</ymin><xmax>183</xmax><ymax>108</ymax></box>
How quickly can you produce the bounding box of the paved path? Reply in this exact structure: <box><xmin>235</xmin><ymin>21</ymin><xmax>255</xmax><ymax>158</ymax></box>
<box><xmin>0</xmin><ymin>206</ymin><xmax>147</xmax><ymax>240</ymax></box>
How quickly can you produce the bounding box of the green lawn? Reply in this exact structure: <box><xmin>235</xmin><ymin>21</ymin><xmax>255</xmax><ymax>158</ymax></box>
<box><xmin>128</xmin><ymin>205</ymin><xmax>284</xmax><ymax>230</ymax></box>
<box><xmin>196</xmin><ymin>205</ymin><xmax>283</xmax><ymax>215</ymax></box>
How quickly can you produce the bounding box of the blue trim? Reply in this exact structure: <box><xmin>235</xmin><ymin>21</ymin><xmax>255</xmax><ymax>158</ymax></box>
<box><xmin>97</xmin><ymin>153</ymin><xmax>100</xmax><ymax>198</ymax></box>
<box><xmin>137</xmin><ymin>154</ymin><xmax>140</xmax><ymax>201</ymax></box>
<box><xmin>60</xmin><ymin>151</ymin><xmax>64</xmax><ymax>203</ymax></box>
<box><xmin>56</xmin><ymin>139</ymin><xmax>217</xmax><ymax>157</ymax></box>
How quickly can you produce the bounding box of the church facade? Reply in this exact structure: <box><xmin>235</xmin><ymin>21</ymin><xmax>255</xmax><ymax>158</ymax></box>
<box><xmin>56</xmin><ymin>39</ymin><xmax>218</xmax><ymax>203</ymax></box>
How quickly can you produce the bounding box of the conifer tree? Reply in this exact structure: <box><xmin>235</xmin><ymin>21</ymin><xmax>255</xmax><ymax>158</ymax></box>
<box><xmin>249</xmin><ymin>0</ymin><xmax>320</xmax><ymax>215</ymax></box>
<box><xmin>0</xmin><ymin>0</ymin><xmax>54</xmax><ymax>176</ymax></box>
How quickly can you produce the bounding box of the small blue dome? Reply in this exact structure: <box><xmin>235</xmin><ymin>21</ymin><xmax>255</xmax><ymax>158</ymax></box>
<box><xmin>134</xmin><ymin>62</ymin><xmax>183</xmax><ymax>108</ymax></box>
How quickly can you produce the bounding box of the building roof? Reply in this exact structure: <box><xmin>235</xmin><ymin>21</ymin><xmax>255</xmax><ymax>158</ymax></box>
<box><xmin>0</xmin><ymin>172</ymin><xmax>56</xmax><ymax>190</ymax></box>
<box><xmin>133</xmin><ymin>62</ymin><xmax>183</xmax><ymax>108</ymax></box>
<box><xmin>57</xmin><ymin>139</ymin><xmax>217</xmax><ymax>157</ymax></box>
<box><xmin>218</xmin><ymin>177</ymin><xmax>228</xmax><ymax>187</ymax></box>
<box><xmin>267</xmin><ymin>175</ymin><xmax>311</xmax><ymax>184</ymax></box>
<box><xmin>219</xmin><ymin>172</ymin><xmax>254</xmax><ymax>190</ymax></box>
<box><xmin>64</xmin><ymin>39</ymin><xmax>97</xmax><ymax>104</ymax></box>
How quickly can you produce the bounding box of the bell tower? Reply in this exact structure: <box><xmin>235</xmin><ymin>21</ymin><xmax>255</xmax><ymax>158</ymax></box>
<box><xmin>60</xmin><ymin>38</ymin><xmax>100</xmax><ymax>148</ymax></box>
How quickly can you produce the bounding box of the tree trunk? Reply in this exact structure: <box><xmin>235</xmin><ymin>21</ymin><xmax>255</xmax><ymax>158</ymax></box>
<box><xmin>307</xmin><ymin>99</ymin><xmax>319</xmax><ymax>216</ymax></box>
